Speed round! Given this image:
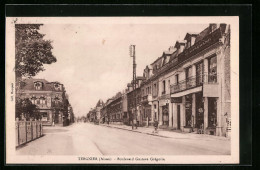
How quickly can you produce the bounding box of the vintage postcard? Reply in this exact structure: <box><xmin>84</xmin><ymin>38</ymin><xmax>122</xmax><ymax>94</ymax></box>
<box><xmin>5</xmin><ymin>16</ymin><xmax>239</xmax><ymax>164</ymax></box>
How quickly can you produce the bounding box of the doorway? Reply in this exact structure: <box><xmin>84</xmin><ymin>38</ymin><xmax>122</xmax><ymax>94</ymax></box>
<box><xmin>177</xmin><ymin>105</ymin><xmax>181</xmax><ymax>129</ymax></box>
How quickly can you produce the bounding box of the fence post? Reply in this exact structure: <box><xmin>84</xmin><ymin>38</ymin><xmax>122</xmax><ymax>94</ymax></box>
<box><xmin>31</xmin><ymin>121</ymin><xmax>33</xmax><ymax>140</ymax></box>
<box><xmin>17</xmin><ymin>122</ymin><xmax>20</xmax><ymax>146</ymax></box>
<box><xmin>37</xmin><ymin>121</ymin><xmax>39</xmax><ymax>138</ymax></box>
<box><xmin>40</xmin><ymin>122</ymin><xmax>41</xmax><ymax>136</ymax></box>
<box><xmin>25</xmin><ymin>121</ymin><xmax>27</xmax><ymax>142</ymax></box>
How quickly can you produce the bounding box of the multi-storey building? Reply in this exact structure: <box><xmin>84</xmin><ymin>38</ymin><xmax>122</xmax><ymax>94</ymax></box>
<box><xmin>17</xmin><ymin>78</ymin><xmax>70</xmax><ymax>126</ymax></box>
<box><xmin>143</xmin><ymin>23</ymin><xmax>230</xmax><ymax>137</ymax></box>
<box><xmin>87</xmin><ymin>99</ymin><xmax>104</xmax><ymax>123</ymax></box>
<box><xmin>126</xmin><ymin>77</ymin><xmax>144</xmax><ymax>126</ymax></box>
<box><xmin>169</xmin><ymin>24</ymin><xmax>230</xmax><ymax>137</ymax></box>
<box><xmin>107</xmin><ymin>92</ymin><xmax>123</xmax><ymax>124</ymax></box>
<box><xmin>140</xmin><ymin>65</ymin><xmax>153</xmax><ymax>126</ymax></box>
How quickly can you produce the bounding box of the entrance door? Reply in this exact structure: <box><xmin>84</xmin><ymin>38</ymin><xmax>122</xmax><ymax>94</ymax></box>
<box><xmin>162</xmin><ymin>105</ymin><xmax>169</xmax><ymax>126</ymax></box>
<box><xmin>177</xmin><ymin>105</ymin><xmax>181</xmax><ymax>129</ymax></box>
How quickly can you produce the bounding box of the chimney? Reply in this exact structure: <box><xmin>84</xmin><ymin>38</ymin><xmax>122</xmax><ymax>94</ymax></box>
<box><xmin>209</xmin><ymin>23</ymin><xmax>219</xmax><ymax>32</ymax></box>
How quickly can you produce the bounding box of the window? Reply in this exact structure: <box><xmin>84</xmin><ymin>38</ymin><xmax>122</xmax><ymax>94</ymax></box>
<box><xmin>168</xmin><ymin>80</ymin><xmax>170</xmax><ymax>89</ymax></box>
<box><xmin>153</xmin><ymin>83</ymin><xmax>157</xmax><ymax>96</ymax></box>
<box><xmin>34</xmin><ymin>82</ymin><xmax>42</xmax><ymax>90</ymax></box>
<box><xmin>196</xmin><ymin>62</ymin><xmax>204</xmax><ymax>85</ymax></box>
<box><xmin>162</xmin><ymin>80</ymin><xmax>166</xmax><ymax>94</ymax></box>
<box><xmin>208</xmin><ymin>56</ymin><xmax>217</xmax><ymax>83</ymax></box>
<box><xmin>186</xmin><ymin>67</ymin><xmax>193</xmax><ymax>88</ymax></box>
<box><xmin>186</xmin><ymin>67</ymin><xmax>192</xmax><ymax>79</ymax></box>
<box><xmin>31</xmin><ymin>95</ymin><xmax>36</xmax><ymax>104</ymax></box>
<box><xmin>175</xmin><ymin>74</ymin><xmax>179</xmax><ymax>84</ymax></box>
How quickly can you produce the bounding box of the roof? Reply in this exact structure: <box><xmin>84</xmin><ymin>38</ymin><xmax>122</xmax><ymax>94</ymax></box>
<box><xmin>174</xmin><ymin>40</ymin><xmax>187</xmax><ymax>48</ymax></box>
<box><xmin>184</xmin><ymin>32</ymin><xmax>199</xmax><ymax>40</ymax></box>
<box><xmin>19</xmin><ymin>78</ymin><xmax>54</xmax><ymax>91</ymax></box>
<box><xmin>195</xmin><ymin>26</ymin><xmax>210</xmax><ymax>43</ymax></box>
<box><xmin>96</xmin><ymin>99</ymin><xmax>104</xmax><ymax>107</ymax></box>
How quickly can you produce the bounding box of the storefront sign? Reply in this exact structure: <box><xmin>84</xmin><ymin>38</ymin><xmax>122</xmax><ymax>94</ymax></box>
<box><xmin>171</xmin><ymin>97</ymin><xmax>182</xmax><ymax>103</ymax></box>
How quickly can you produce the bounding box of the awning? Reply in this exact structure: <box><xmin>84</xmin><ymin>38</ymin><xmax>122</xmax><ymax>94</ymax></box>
<box><xmin>170</xmin><ymin>86</ymin><xmax>202</xmax><ymax>98</ymax></box>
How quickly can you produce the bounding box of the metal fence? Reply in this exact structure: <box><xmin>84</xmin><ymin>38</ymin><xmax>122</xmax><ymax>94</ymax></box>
<box><xmin>15</xmin><ymin>121</ymin><xmax>43</xmax><ymax>147</ymax></box>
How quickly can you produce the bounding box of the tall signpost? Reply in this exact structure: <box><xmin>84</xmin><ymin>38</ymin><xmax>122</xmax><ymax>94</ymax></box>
<box><xmin>129</xmin><ymin>45</ymin><xmax>137</xmax><ymax>126</ymax></box>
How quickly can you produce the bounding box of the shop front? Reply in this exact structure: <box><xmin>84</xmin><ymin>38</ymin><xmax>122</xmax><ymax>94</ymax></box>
<box><xmin>158</xmin><ymin>96</ymin><xmax>170</xmax><ymax>126</ymax></box>
<box><xmin>171</xmin><ymin>97</ymin><xmax>182</xmax><ymax>130</ymax></box>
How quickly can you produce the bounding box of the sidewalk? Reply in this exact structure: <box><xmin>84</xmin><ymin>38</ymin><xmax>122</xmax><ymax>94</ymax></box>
<box><xmin>99</xmin><ymin>123</ymin><xmax>230</xmax><ymax>142</ymax></box>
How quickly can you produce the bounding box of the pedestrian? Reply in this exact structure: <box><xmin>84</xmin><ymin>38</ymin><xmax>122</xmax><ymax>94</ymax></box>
<box><xmin>133</xmin><ymin>119</ymin><xmax>137</xmax><ymax>129</ymax></box>
<box><xmin>153</xmin><ymin>119</ymin><xmax>158</xmax><ymax>133</ymax></box>
<box><xmin>52</xmin><ymin>119</ymin><xmax>55</xmax><ymax>126</ymax></box>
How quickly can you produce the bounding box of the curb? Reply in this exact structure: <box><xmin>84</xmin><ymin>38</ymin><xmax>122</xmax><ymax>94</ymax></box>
<box><xmin>100</xmin><ymin>124</ymin><xmax>170</xmax><ymax>138</ymax></box>
<box><xmin>99</xmin><ymin>124</ymin><xmax>230</xmax><ymax>141</ymax></box>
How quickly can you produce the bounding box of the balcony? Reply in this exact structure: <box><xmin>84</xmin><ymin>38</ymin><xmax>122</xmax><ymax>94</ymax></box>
<box><xmin>141</xmin><ymin>94</ymin><xmax>152</xmax><ymax>104</ymax></box>
<box><xmin>170</xmin><ymin>73</ymin><xmax>218</xmax><ymax>94</ymax></box>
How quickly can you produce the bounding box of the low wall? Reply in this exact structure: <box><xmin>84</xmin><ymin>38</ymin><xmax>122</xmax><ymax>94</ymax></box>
<box><xmin>15</xmin><ymin>121</ymin><xmax>43</xmax><ymax>147</ymax></box>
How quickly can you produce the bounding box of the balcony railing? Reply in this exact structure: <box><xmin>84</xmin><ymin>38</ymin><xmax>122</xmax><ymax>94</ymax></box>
<box><xmin>170</xmin><ymin>73</ymin><xmax>218</xmax><ymax>94</ymax></box>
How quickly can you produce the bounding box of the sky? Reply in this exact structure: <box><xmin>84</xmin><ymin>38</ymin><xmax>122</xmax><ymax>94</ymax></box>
<box><xmin>34</xmin><ymin>21</ymin><xmax>208</xmax><ymax>117</ymax></box>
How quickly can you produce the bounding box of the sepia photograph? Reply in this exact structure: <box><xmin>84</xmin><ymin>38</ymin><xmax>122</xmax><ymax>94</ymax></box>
<box><xmin>5</xmin><ymin>16</ymin><xmax>239</xmax><ymax>164</ymax></box>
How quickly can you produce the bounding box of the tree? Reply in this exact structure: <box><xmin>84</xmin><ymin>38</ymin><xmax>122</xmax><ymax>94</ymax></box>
<box><xmin>15</xmin><ymin>24</ymin><xmax>57</xmax><ymax>78</ymax></box>
<box><xmin>15</xmin><ymin>98</ymin><xmax>40</xmax><ymax>120</ymax></box>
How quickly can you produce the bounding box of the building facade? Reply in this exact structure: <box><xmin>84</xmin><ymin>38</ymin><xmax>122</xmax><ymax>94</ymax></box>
<box><xmin>17</xmin><ymin>78</ymin><xmax>71</xmax><ymax>126</ymax></box>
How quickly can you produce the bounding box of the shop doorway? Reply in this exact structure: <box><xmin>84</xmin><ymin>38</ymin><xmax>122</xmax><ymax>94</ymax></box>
<box><xmin>177</xmin><ymin>105</ymin><xmax>181</xmax><ymax>129</ymax></box>
<box><xmin>162</xmin><ymin>105</ymin><xmax>169</xmax><ymax>126</ymax></box>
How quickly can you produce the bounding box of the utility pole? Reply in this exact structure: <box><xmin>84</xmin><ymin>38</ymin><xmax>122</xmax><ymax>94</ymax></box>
<box><xmin>129</xmin><ymin>45</ymin><xmax>137</xmax><ymax>126</ymax></box>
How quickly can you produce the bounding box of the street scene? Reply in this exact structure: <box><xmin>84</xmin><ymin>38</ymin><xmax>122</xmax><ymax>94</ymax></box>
<box><xmin>16</xmin><ymin>122</ymin><xmax>230</xmax><ymax>155</ymax></box>
<box><xmin>9</xmin><ymin>17</ymin><xmax>233</xmax><ymax>159</ymax></box>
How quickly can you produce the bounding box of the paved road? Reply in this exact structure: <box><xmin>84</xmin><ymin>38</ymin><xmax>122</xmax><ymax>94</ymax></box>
<box><xmin>16</xmin><ymin>123</ymin><xmax>230</xmax><ymax>155</ymax></box>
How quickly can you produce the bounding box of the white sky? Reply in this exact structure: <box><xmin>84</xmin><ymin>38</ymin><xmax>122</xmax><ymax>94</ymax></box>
<box><xmin>35</xmin><ymin>22</ymin><xmax>208</xmax><ymax>117</ymax></box>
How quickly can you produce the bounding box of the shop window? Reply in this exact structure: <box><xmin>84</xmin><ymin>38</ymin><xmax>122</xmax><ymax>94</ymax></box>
<box><xmin>41</xmin><ymin>112</ymin><xmax>48</xmax><ymax>121</ymax></box>
<box><xmin>195</xmin><ymin>93</ymin><xmax>204</xmax><ymax>128</ymax></box>
<box><xmin>208</xmin><ymin>56</ymin><xmax>217</xmax><ymax>83</ymax></box>
<box><xmin>208</xmin><ymin>98</ymin><xmax>217</xmax><ymax>127</ymax></box>
<box><xmin>185</xmin><ymin>94</ymin><xmax>192</xmax><ymax>127</ymax></box>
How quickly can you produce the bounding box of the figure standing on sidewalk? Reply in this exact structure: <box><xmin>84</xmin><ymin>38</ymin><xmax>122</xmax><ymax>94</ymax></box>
<box><xmin>132</xmin><ymin>118</ymin><xmax>137</xmax><ymax>130</ymax></box>
<box><xmin>153</xmin><ymin>119</ymin><xmax>158</xmax><ymax>133</ymax></box>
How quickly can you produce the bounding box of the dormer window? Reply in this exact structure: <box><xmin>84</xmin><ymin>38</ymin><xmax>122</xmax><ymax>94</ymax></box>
<box><xmin>34</xmin><ymin>81</ymin><xmax>43</xmax><ymax>90</ymax></box>
<box><xmin>54</xmin><ymin>83</ymin><xmax>61</xmax><ymax>91</ymax></box>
